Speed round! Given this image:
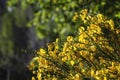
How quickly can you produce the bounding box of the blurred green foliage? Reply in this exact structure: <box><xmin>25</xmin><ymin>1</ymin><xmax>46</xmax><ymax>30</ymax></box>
<box><xmin>0</xmin><ymin>13</ymin><xmax>13</xmax><ymax>66</ymax></box>
<box><xmin>6</xmin><ymin>0</ymin><xmax>120</xmax><ymax>40</ymax></box>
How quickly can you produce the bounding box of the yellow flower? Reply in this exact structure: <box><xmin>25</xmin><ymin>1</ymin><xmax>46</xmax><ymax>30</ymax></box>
<box><xmin>55</xmin><ymin>38</ymin><xmax>59</xmax><ymax>43</ymax></box>
<box><xmin>79</xmin><ymin>44</ymin><xmax>86</xmax><ymax>48</ymax></box>
<box><xmin>79</xmin><ymin>50</ymin><xmax>89</xmax><ymax>57</ymax></box>
<box><xmin>105</xmin><ymin>46</ymin><xmax>114</xmax><ymax>52</ymax></box>
<box><xmin>47</xmin><ymin>43</ymin><xmax>54</xmax><ymax>51</ymax></box>
<box><xmin>67</xmin><ymin>36</ymin><xmax>73</xmax><ymax>42</ymax></box>
<box><xmin>73</xmin><ymin>12</ymin><xmax>79</xmax><ymax>21</ymax></box>
<box><xmin>90</xmin><ymin>55</ymin><xmax>94</xmax><ymax>61</ymax></box>
<box><xmin>37</xmin><ymin>48</ymin><xmax>46</xmax><ymax>56</ymax></box>
<box><xmin>53</xmin><ymin>39</ymin><xmax>59</xmax><ymax>53</ymax></box>
<box><xmin>80</xmin><ymin>9</ymin><xmax>88</xmax><ymax>21</ymax></box>
<box><xmin>88</xmin><ymin>24</ymin><xmax>102</xmax><ymax>34</ymax></box>
<box><xmin>97</xmin><ymin>14</ymin><xmax>104</xmax><ymax>23</ymax></box>
<box><xmin>33</xmin><ymin>57</ymin><xmax>39</xmax><ymax>60</ymax></box>
<box><xmin>90</xmin><ymin>45</ymin><xmax>96</xmax><ymax>52</ymax></box>
<box><xmin>91</xmin><ymin>69</ymin><xmax>94</xmax><ymax>76</ymax></box>
<box><xmin>62</xmin><ymin>56</ymin><xmax>67</xmax><ymax>62</ymax></box>
<box><xmin>79</xmin><ymin>27</ymin><xmax>85</xmax><ymax>35</ymax></box>
<box><xmin>107</xmin><ymin>19</ymin><xmax>114</xmax><ymax>30</ymax></box>
<box><xmin>63</xmin><ymin>42</ymin><xmax>69</xmax><ymax>52</ymax></box>
<box><xmin>103</xmin><ymin>76</ymin><xmax>107</xmax><ymax>80</ymax></box>
<box><xmin>37</xmin><ymin>73</ymin><xmax>42</xmax><ymax>80</ymax></box>
<box><xmin>81</xmin><ymin>69</ymin><xmax>85</xmax><ymax>73</ymax></box>
<box><xmin>70</xmin><ymin>60</ymin><xmax>75</xmax><ymax>66</ymax></box>
<box><xmin>115</xmin><ymin>29</ymin><xmax>120</xmax><ymax>34</ymax></box>
<box><xmin>49</xmin><ymin>51</ymin><xmax>57</xmax><ymax>59</ymax></box>
<box><xmin>79</xmin><ymin>32</ymin><xmax>88</xmax><ymax>43</ymax></box>
<box><xmin>32</xmin><ymin>77</ymin><xmax>35</xmax><ymax>80</ymax></box>
<box><xmin>75</xmin><ymin>74</ymin><xmax>81</xmax><ymax>80</ymax></box>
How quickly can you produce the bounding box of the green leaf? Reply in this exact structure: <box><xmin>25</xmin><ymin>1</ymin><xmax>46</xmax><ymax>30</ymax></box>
<box><xmin>37</xmin><ymin>31</ymin><xmax>45</xmax><ymax>39</ymax></box>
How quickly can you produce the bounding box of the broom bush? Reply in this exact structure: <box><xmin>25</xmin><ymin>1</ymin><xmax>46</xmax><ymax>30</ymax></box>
<box><xmin>29</xmin><ymin>9</ymin><xmax>120</xmax><ymax>80</ymax></box>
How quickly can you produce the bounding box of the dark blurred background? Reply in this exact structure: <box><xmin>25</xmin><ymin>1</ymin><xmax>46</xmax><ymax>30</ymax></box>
<box><xmin>0</xmin><ymin>0</ymin><xmax>120</xmax><ymax>80</ymax></box>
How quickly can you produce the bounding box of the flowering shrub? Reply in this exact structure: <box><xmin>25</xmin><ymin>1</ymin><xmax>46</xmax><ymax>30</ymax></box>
<box><xmin>29</xmin><ymin>9</ymin><xmax>120</xmax><ymax>80</ymax></box>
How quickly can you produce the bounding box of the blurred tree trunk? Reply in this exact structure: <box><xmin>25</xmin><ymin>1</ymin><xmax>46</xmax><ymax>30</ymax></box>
<box><xmin>7</xmin><ymin>69</ymin><xmax>10</xmax><ymax>80</ymax></box>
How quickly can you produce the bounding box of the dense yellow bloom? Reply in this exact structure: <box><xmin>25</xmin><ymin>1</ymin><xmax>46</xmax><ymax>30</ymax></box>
<box><xmin>29</xmin><ymin>9</ymin><xmax>120</xmax><ymax>80</ymax></box>
<box><xmin>88</xmin><ymin>24</ymin><xmax>102</xmax><ymax>35</ymax></box>
<box><xmin>79</xmin><ymin>32</ymin><xmax>88</xmax><ymax>43</ymax></box>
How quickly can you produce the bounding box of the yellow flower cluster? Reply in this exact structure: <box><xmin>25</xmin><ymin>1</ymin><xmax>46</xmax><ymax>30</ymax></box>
<box><xmin>80</xmin><ymin>9</ymin><xmax>88</xmax><ymax>23</ymax></box>
<box><xmin>73</xmin><ymin>12</ymin><xmax>79</xmax><ymax>21</ymax></box>
<box><xmin>29</xmin><ymin>9</ymin><xmax>120</xmax><ymax>80</ymax></box>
